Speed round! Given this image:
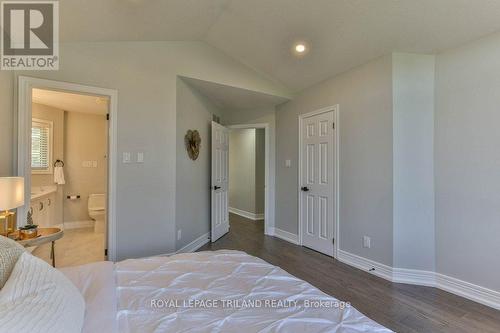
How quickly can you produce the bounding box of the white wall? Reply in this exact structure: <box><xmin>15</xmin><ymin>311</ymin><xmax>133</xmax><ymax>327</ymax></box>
<box><xmin>175</xmin><ymin>78</ymin><xmax>220</xmax><ymax>250</ymax></box>
<box><xmin>435</xmin><ymin>32</ymin><xmax>500</xmax><ymax>291</ymax></box>
<box><xmin>229</xmin><ymin>129</ymin><xmax>257</xmax><ymax>214</ymax></box>
<box><xmin>392</xmin><ymin>54</ymin><xmax>436</xmax><ymax>271</ymax></box>
<box><xmin>255</xmin><ymin>129</ymin><xmax>265</xmax><ymax>214</ymax></box>
<box><xmin>63</xmin><ymin>111</ymin><xmax>107</xmax><ymax>223</ymax></box>
<box><xmin>276</xmin><ymin>55</ymin><xmax>394</xmax><ymax>266</ymax></box>
<box><xmin>0</xmin><ymin>71</ymin><xmax>13</xmax><ymax>176</ymax></box>
<box><xmin>1</xmin><ymin>41</ymin><xmax>289</xmax><ymax>260</ymax></box>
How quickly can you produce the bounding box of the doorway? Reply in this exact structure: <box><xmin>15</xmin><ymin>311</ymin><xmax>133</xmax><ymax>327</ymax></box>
<box><xmin>228</xmin><ymin>127</ymin><xmax>265</xmax><ymax>218</ymax></box>
<box><xmin>17</xmin><ymin>76</ymin><xmax>118</xmax><ymax>263</ymax></box>
<box><xmin>211</xmin><ymin>123</ymin><xmax>274</xmax><ymax>242</ymax></box>
<box><xmin>298</xmin><ymin>106</ymin><xmax>339</xmax><ymax>258</ymax></box>
<box><xmin>212</xmin><ymin>123</ymin><xmax>274</xmax><ymax>241</ymax></box>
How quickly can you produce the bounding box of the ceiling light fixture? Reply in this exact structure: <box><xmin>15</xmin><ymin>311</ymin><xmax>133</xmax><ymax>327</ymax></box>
<box><xmin>295</xmin><ymin>43</ymin><xmax>306</xmax><ymax>53</ymax></box>
<box><xmin>292</xmin><ymin>41</ymin><xmax>310</xmax><ymax>57</ymax></box>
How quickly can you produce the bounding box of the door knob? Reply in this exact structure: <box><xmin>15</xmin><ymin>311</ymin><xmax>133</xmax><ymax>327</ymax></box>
<box><xmin>301</xmin><ymin>186</ymin><xmax>309</xmax><ymax>192</ymax></box>
<box><xmin>213</xmin><ymin>186</ymin><xmax>221</xmax><ymax>190</ymax></box>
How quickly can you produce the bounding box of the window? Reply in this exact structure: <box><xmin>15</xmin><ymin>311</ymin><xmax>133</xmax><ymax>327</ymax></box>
<box><xmin>31</xmin><ymin>118</ymin><xmax>53</xmax><ymax>174</ymax></box>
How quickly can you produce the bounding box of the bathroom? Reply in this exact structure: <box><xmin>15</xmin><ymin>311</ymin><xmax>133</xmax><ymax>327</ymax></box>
<box><xmin>29</xmin><ymin>88</ymin><xmax>109</xmax><ymax>267</ymax></box>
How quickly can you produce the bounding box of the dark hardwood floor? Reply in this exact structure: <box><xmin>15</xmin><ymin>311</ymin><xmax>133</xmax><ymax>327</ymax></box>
<box><xmin>199</xmin><ymin>213</ymin><xmax>500</xmax><ymax>333</ymax></box>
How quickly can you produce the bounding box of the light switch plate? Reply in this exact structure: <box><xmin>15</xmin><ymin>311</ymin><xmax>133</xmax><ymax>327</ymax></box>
<box><xmin>285</xmin><ymin>159</ymin><xmax>291</xmax><ymax>168</ymax></box>
<box><xmin>123</xmin><ymin>152</ymin><xmax>131</xmax><ymax>163</ymax></box>
<box><xmin>363</xmin><ymin>236</ymin><xmax>371</xmax><ymax>248</ymax></box>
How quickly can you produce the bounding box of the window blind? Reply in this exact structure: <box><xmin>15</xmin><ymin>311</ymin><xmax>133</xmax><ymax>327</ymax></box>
<box><xmin>32</xmin><ymin>121</ymin><xmax>50</xmax><ymax>170</ymax></box>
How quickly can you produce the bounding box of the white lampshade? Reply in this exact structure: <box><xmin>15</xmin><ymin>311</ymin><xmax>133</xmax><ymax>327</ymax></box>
<box><xmin>0</xmin><ymin>177</ymin><xmax>25</xmax><ymax>211</ymax></box>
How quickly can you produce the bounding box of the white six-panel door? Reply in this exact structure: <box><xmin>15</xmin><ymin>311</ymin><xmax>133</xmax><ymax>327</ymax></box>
<box><xmin>300</xmin><ymin>110</ymin><xmax>335</xmax><ymax>256</ymax></box>
<box><xmin>211</xmin><ymin>121</ymin><xmax>230</xmax><ymax>242</ymax></box>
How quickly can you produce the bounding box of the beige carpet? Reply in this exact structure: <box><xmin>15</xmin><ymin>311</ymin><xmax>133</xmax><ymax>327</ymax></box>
<box><xmin>32</xmin><ymin>227</ymin><xmax>105</xmax><ymax>268</ymax></box>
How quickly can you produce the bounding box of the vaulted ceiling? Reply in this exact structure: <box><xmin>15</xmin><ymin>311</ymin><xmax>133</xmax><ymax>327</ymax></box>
<box><xmin>181</xmin><ymin>77</ymin><xmax>289</xmax><ymax>112</ymax></box>
<box><xmin>61</xmin><ymin>0</ymin><xmax>500</xmax><ymax>92</ymax></box>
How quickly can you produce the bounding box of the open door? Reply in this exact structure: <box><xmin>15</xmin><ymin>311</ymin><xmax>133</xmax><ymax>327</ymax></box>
<box><xmin>211</xmin><ymin>121</ymin><xmax>230</xmax><ymax>242</ymax></box>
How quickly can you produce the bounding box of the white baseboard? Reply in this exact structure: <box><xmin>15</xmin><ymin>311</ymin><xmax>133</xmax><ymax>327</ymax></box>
<box><xmin>338</xmin><ymin>249</ymin><xmax>500</xmax><ymax>310</ymax></box>
<box><xmin>58</xmin><ymin>220</ymin><xmax>94</xmax><ymax>230</ymax></box>
<box><xmin>229</xmin><ymin>207</ymin><xmax>264</xmax><ymax>221</ymax></box>
<box><xmin>273</xmin><ymin>228</ymin><xmax>299</xmax><ymax>245</ymax></box>
<box><xmin>176</xmin><ymin>232</ymin><xmax>210</xmax><ymax>254</ymax></box>
<box><xmin>266</xmin><ymin>227</ymin><xmax>275</xmax><ymax>237</ymax></box>
<box><xmin>393</xmin><ymin>267</ymin><xmax>436</xmax><ymax>287</ymax></box>
<box><xmin>337</xmin><ymin>250</ymin><xmax>393</xmax><ymax>281</ymax></box>
<box><xmin>436</xmin><ymin>273</ymin><xmax>500</xmax><ymax>310</ymax></box>
<box><xmin>156</xmin><ymin>232</ymin><xmax>210</xmax><ymax>258</ymax></box>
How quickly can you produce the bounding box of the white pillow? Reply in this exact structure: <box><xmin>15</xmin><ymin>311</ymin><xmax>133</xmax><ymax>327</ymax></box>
<box><xmin>0</xmin><ymin>235</ymin><xmax>26</xmax><ymax>288</ymax></box>
<box><xmin>0</xmin><ymin>252</ymin><xmax>85</xmax><ymax>333</ymax></box>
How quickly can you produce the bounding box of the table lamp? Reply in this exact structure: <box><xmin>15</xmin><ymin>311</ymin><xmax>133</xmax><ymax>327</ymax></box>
<box><xmin>0</xmin><ymin>177</ymin><xmax>25</xmax><ymax>237</ymax></box>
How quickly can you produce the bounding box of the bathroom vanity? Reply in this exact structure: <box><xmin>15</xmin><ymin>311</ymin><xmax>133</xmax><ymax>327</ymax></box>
<box><xmin>30</xmin><ymin>185</ymin><xmax>57</xmax><ymax>228</ymax></box>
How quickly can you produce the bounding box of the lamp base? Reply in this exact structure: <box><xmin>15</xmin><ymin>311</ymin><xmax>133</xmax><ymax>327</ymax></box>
<box><xmin>0</xmin><ymin>210</ymin><xmax>17</xmax><ymax>237</ymax></box>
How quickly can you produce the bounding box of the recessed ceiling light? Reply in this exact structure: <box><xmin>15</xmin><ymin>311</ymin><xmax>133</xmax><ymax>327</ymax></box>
<box><xmin>295</xmin><ymin>43</ymin><xmax>306</xmax><ymax>53</ymax></box>
<box><xmin>292</xmin><ymin>41</ymin><xmax>310</xmax><ymax>57</ymax></box>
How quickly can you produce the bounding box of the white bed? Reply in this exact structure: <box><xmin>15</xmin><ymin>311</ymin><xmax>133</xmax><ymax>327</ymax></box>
<box><xmin>61</xmin><ymin>250</ymin><xmax>391</xmax><ymax>333</ymax></box>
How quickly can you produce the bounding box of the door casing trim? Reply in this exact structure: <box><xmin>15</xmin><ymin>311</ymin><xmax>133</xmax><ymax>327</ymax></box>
<box><xmin>17</xmin><ymin>76</ymin><xmax>118</xmax><ymax>262</ymax></box>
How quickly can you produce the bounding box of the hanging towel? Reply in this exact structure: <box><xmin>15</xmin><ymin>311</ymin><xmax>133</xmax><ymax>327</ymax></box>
<box><xmin>54</xmin><ymin>166</ymin><xmax>66</xmax><ymax>185</ymax></box>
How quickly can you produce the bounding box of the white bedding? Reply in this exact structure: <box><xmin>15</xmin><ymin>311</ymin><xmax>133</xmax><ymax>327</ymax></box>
<box><xmin>60</xmin><ymin>261</ymin><xmax>117</xmax><ymax>333</ymax></box>
<box><xmin>63</xmin><ymin>250</ymin><xmax>391</xmax><ymax>333</ymax></box>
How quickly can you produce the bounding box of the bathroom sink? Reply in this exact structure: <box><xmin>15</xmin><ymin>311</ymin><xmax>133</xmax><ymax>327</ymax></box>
<box><xmin>30</xmin><ymin>186</ymin><xmax>57</xmax><ymax>200</ymax></box>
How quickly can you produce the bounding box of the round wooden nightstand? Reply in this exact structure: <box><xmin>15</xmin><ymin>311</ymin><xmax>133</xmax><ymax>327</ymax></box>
<box><xmin>13</xmin><ymin>227</ymin><xmax>64</xmax><ymax>267</ymax></box>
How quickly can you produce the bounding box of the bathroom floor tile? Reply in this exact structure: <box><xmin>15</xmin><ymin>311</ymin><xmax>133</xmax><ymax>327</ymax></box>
<box><xmin>32</xmin><ymin>227</ymin><xmax>105</xmax><ymax>268</ymax></box>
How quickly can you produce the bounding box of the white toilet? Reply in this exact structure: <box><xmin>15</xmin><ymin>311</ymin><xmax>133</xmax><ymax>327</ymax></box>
<box><xmin>88</xmin><ymin>194</ymin><xmax>106</xmax><ymax>233</ymax></box>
